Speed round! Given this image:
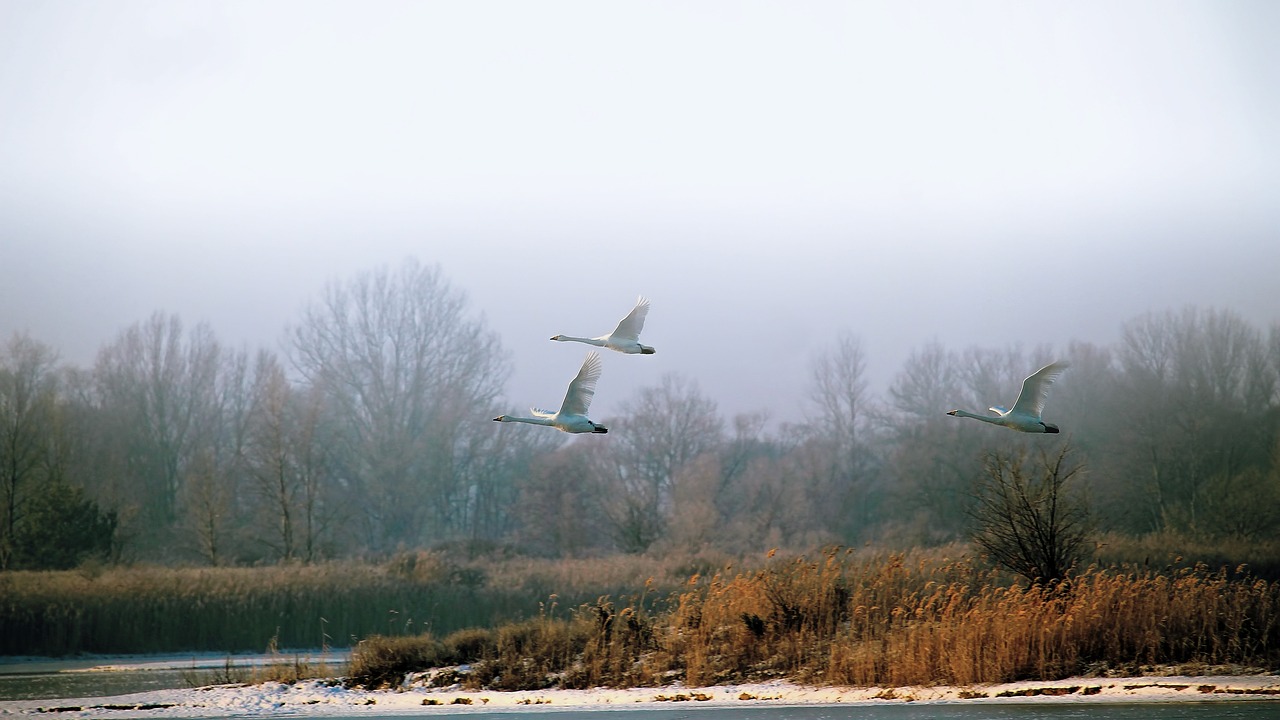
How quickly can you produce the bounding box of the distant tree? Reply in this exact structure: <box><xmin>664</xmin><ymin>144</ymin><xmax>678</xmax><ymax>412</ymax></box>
<box><xmin>807</xmin><ymin>333</ymin><xmax>869</xmax><ymax>474</ymax></box>
<box><xmin>13</xmin><ymin>477</ymin><xmax>116</xmax><ymax>570</ymax></box>
<box><xmin>1198</xmin><ymin>466</ymin><xmax>1280</xmax><ymax>543</ymax></box>
<box><xmin>887</xmin><ymin>340</ymin><xmax>957</xmax><ymax>420</ymax></box>
<box><xmin>968</xmin><ymin>443</ymin><xmax>1089</xmax><ymax>586</ymax></box>
<box><xmin>244</xmin><ymin>351</ymin><xmax>305</xmax><ymax>561</ymax></box>
<box><xmin>595</xmin><ymin>374</ymin><xmax>722</xmax><ymax>553</ymax></box>
<box><xmin>179</xmin><ymin>346</ymin><xmax>256</xmax><ymax>565</ymax></box>
<box><xmin>93</xmin><ymin>313</ymin><xmax>224</xmax><ymax>544</ymax></box>
<box><xmin>0</xmin><ymin>333</ymin><xmax>61</xmax><ymax>569</ymax></box>
<box><xmin>515</xmin><ymin>439</ymin><xmax>605</xmax><ymax>557</ymax></box>
<box><xmin>457</xmin><ymin>416</ymin><xmax>557</xmax><ymax>546</ymax></box>
<box><xmin>881</xmin><ymin>342</ymin><xmax>977</xmax><ymax>543</ymax></box>
<box><xmin>289</xmin><ymin>260</ymin><xmax>508</xmax><ymax>551</ymax></box>
<box><xmin>181</xmin><ymin>449</ymin><xmax>233</xmax><ymax>565</ymax></box>
<box><xmin>1107</xmin><ymin>307</ymin><xmax>1276</xmax><ymax>533</ymax></box>
<box><xmin>803</xmin><ymin>333</ymin><xmax>879</xmax><ymax>540</ymax></box>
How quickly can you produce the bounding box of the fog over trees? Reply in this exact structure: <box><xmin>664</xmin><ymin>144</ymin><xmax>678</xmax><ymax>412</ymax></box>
<box><xmin>2</xmin><ymin>261</ymin><xmax>1279</xmax><ymax>569</ymax></box>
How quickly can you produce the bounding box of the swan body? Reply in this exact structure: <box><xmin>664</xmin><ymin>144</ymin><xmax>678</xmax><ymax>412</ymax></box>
<box><xmin>493</xmin><ymin>351</ymin><xmax>609</xmax><ymax>434</ymax></box>
<box><xmin>551</xmin><ymin>296</ymin><xmax>655</xmax><ymax>354</ymax></box>
<box><xmin>947</xmin><ymin>361</ymin><xmax>1069</xmax><ymax>433</ymax></box>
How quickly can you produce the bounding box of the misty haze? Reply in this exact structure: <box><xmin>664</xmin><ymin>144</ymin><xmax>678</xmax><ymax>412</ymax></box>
<box><xmin>2</xmin><ymin>0</ymin><xmax>1280</xmax><ymax>706</ymax></box>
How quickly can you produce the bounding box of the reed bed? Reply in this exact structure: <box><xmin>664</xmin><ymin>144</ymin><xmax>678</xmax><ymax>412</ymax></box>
<box><xmin>7</xmin><ymin>543</ymin><xmax>1279</xmax><ymax>691</ymax></box>
<box><xmin>0</xmin><ymin>553</ymin><xmax>660</xmax><ymax>656</ymax></box>
<box><xmin>349</xmin><ymin>549</ymin><xmax>1280</xmax><ymax>690</ymax></box>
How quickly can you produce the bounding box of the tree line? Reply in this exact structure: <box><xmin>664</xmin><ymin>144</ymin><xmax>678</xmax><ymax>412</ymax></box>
<box><xmin>2</xmin><ymin>259</ymin><xmax>1279</xmax><ymax>569</ymax></box>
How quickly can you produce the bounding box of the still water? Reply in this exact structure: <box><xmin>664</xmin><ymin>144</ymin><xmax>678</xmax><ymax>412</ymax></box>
<box><xmin>0</xmin><ymin>651</ymin><xmax>341</xmax><ymax>701</ymax></box>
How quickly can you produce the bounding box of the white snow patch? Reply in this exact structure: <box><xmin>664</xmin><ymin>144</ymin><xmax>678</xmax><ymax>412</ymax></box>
<box><xmin>3</xmin><ymin>675</ymin><xmax>1278</xmax><ymax>717</ymax></box>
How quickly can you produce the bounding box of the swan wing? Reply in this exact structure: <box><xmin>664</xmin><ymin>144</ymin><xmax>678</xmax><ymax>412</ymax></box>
<box><xmin>559</xmin><ymin>351</ymin><xmax>604</xmax><ymax>417</ymax></box>
<box><xmin>1010</xmin><ymin>361</ymin><xmax>1070</xmax><ymax>418</ymax></box>
<box><xmin>609</xmin><ymin>296</ymin><xmax>650</xmax><ymax>342</ymax></box>
<box><xmin>530</xmin><ymin>407</ymin><xmax>556</xmax><ymax>418</ymax></box>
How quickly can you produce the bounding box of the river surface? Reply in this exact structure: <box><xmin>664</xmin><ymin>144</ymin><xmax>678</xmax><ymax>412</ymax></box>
<box><xmin>0</xmin><ymin>651</ymin><xmax>344</xmax><ymax>701</ymax></box>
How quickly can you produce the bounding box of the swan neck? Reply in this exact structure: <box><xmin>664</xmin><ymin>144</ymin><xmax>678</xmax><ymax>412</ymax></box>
<box><xmin>555</xmin><ymin>335</ymin><xmax>605</xmax><ymax>346</ymax></box>
<box><xmin>501</xmin><ymin>415</ymin><xmax>553</xmax><ymax>426</ymax></box>
<box><xmin>955</xmin><ymin>410</ymin><xmax>1000</xmax><ymax>424</ymax></box>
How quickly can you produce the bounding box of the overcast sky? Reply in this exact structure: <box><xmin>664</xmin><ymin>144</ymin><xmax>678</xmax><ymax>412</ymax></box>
<box><xmin>2</xmin><ymin>1</ymin><xmax>1278</xmax><ymax>424</ymax></box>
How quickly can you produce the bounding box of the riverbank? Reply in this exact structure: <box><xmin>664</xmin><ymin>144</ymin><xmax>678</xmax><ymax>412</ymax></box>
<box><xmin>4</xmin><ymin>672</ymin><xmax>1279</xmax><ymax>718</ymax></box>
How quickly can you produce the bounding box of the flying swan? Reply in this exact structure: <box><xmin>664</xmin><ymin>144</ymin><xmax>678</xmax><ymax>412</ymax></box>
<box><xmin>493</xmin><ymin>351</ymin><xmax>609</xmax><ymax>434</ymax></box>
<box><xmin>550</xmin><ymin>296</ymin><xmax>655</xmax><ymax>354</ymax></box>
<box><xmin>946</xmin><ymin>361</ymin><xmax>1070</xmax><ymax>433</ymax></box>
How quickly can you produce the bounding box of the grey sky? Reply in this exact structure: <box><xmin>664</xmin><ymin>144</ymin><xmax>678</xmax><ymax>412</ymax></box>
<box><xmin>2</xmin><ymin>1</ymin><xmax>1278</xmax><ymax>424</ymax></box>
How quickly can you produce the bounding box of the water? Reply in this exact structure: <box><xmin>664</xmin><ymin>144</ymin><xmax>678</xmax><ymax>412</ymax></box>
<box><xmin>0</xmin><ymin>651</ymin><xmax>343</xmax><ymax>702</ymax></box>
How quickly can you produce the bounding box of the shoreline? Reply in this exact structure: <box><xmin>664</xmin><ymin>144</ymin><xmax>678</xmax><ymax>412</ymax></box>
<box><xmin>4</xmin><ymin>673</ymin><xmax>1279</xmax><ymax>717</ymax></box>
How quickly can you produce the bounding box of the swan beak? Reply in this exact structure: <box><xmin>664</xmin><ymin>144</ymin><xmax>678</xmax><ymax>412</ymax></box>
<box><xmin>492</xmin><ymin>416</ymin><xmax>504</xmax><ymax>422</ymax></box>
<box><xmin>549</xmin><ymin>335</ymin><xmax>561</xmax><ymax>341</ymax></box>
<box><xmin>592</xmin><ymin>425</ymin><xmax>609</xmax><ymax>434</ymax></box>
<box><xmin>946</xmin><ymin>410</ymin><xmax>958</xmax><ymax>416</ymax></box>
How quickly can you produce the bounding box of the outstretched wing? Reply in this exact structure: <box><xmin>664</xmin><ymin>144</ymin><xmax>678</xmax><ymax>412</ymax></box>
<box><xmin>1010</xmin><ymin>361</ymin><xmax>1070</xmax><ymax>418</ymax></box>
<box><xmin>609</xmin><ymin>296</ymin><xmax>650</xmax><ymax>342</ymax></box>
<box><xmin>559</xmin><ymin>351</ymin><xmax>604</xmax><ymax>417</ymax></box>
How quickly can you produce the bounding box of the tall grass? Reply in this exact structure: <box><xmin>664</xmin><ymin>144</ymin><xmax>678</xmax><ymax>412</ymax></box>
<box><xmin>0</xmin><ymin>551</ymin><xmax>694</xmax><ymax>656</ymax></box>
<box><xmin>349</xmin><ymin>548</ymin><xmax>1280</xmax><ymax>690</ymax></box>
<box><xmin>7</xmin><ymin>542</ymin><xmax>1279</xmax><ymax>691</ymax></box>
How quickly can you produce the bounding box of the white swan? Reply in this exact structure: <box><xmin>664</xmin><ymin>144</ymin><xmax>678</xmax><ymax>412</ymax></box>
<box><xmin>947</xmin><ymin>361</ymin><xmax>1070</xmax><ymax>433</ymax></box>
<box><xmin>550</xmin><ymin>296</ymin><xmax>655</xmax><ymax>354</ymax></box>
<box><xmin>493</xmin><ymin>351</ymin><xmax>609</xmax><ymax>434</ymax></box>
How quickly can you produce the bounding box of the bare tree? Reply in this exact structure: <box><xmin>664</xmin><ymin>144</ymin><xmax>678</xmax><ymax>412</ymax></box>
<box><xmin>0</xmin><ymin>333</ymin><xmax>61</xmax><ymax>568</ymax></box>
<box><xmin>888</xmin><ymin>341</ymin><xmax>957</xmax><ymax>420</ymax></box>
<box><xmin>244</xmin><ymin>356</ymin><xmax>341</xmax><ymax>562</ymax></box>
<box><xmin>807</xmin><ymin>333</ymin><xmax>869</xmax><ymax>470</ymax></box>
<box><xmin>93</xmin><ymin>313</ymin><xmax>223</xmax><ymax>536</ymax></box>
<box><xmin>596</xmin><ymin>374</ymin><xmax>722</xmax><ymax>553</ymax></box>
<box><xmin>802</xmin><ymin>333</ymin><xmax>880</xmax><ymax>540</ymax></box>
<box><xmin>879</xmin><ymin>343</ymin><xmax>969</xmax><ymax>541</ymax></box>
<box><xmin>968</xmin><ymin>443</ymin><xmax>1089</xmax><ymax>585</ymax></box>
<box><xmin>244</xmin><ymin>350</ymin><xmax>303</xmax><ymax>560</ymax></box>
<box><xmin>515</xmin><ymin>438</ymin><xmax>606</xmax><ymax>556</ymax></box>
<box><xmin>1109</xmin><ymin>307</ymin><xmax>1276</xmax><ymax>533</ymax></box>
<box><xmin>289</xmin><ymin>260</ymin><xmax>508</xmax><ymax>551</ymax></box>
<box><xmin>182</xmin><ymin>449</ymin><xmax>233</xmax><ymax>565</ymax></box>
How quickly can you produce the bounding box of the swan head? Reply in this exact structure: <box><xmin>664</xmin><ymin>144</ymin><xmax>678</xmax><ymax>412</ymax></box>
<box><xmin>946</xmin><ymin>410</ymin><xmax>958</xmax><ymax>416</ymax></box>
<box><xmin>550</xmin><ymin>335</ymin><xmax>564</xmax><ymax>341</ymax></box>
<box><xmin>1042</xmin><ymin>422</ymin><xmax>1060</xmax><ymax>434</ymax></box>
<box><xmin>493</xmin><ymin>415</ymin><xmax>506</xmax><ymax>422</ymax></box>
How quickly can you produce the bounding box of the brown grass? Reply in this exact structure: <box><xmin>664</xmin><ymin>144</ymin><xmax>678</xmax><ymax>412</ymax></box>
<box><xmin>349</xmin><ymin>548</ymin><xmax>1280</xmax><ymax>690</ymax></box>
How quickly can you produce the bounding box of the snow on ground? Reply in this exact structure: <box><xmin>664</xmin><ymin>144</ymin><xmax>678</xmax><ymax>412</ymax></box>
<box><xmin>3</xmin><ymin>674</ymin><xmax>1279</xmax><ymax>718</ymax></box>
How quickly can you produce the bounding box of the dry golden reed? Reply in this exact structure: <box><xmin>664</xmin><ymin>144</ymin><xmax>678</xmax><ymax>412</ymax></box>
<box><xmin>348</xmin><ymin>548</ymin><xmax>1280</xmax><ymax>690</ymax></box>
